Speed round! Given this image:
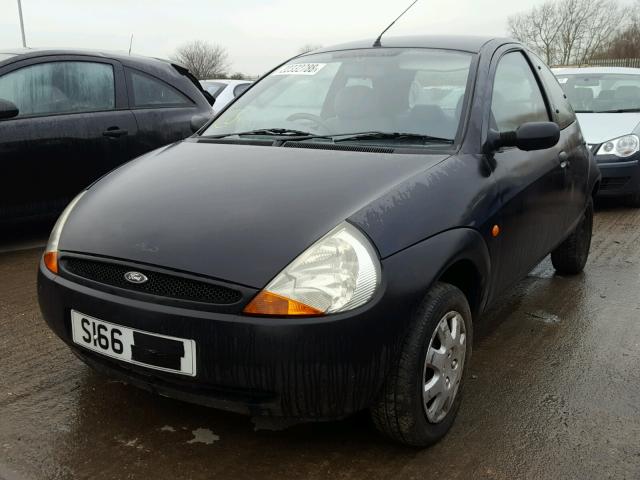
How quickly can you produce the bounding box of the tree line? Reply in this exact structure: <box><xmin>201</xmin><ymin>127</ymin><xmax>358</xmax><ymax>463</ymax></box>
<box><xmin>172</xmin><ymin>41</ymin><xmax>323</xmax><ymax>80</ymax></box>
<box><xmin>509</xmin><ymin>0</ymin><xmax>640</xmax><ymax>66</ymax></box>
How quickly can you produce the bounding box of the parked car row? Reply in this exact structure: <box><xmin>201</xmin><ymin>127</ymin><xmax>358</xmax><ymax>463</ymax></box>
<box><xmin>200</xmin><ymin>79</ymin><xmax>252</xmax><ymax>112</ymax></box>
<box><xmin>39</xmin><ymin>35</ymin><xmax>599</xmax><ymax>447</ymax></box>
<box><xmin>0</xmin><ymin>49</ymin><xmax>215</xmax><ymax>224</ymax></box>
<box><xmin>553</xmin><ymin>67</ymin><xmax>640</xmax><ymax>206</ymax></box>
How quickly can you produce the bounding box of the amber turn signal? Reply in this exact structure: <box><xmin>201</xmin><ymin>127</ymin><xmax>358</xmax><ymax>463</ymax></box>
<box><xmin>243</xmin><ymin>291</ymin><xmax>323</xmax><ymax>316</ymax></box>
<box><xmin>43</xmin><ymin>251</ymin><xmax>59</xmax><ymax>274</ymax></box>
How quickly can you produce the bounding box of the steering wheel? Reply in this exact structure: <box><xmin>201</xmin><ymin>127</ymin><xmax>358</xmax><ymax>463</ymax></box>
<box><xmin>286</xmin><ymin>113</ymin><xmax>331</xmax><ymax>133</ymax></box>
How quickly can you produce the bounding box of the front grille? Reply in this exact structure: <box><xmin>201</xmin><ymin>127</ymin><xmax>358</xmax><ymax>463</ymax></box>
<box><xmin>61</xmin><ymin>257</ymin><xmax>242</xmax><ymax>305</ymax></box>
<box><xmin>600</xmin><ymin>177</ymin><xmax>630</xmax><ymax>191</ymax></box>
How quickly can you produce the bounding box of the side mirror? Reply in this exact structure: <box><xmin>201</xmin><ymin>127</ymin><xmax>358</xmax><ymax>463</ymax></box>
<box><xmin>190</xmin><ymin>113</ymin><xmax>212</xmax><ymax>133</ymax></box>
<box><xmin>486</xmin><ymin>121</ymin><xmax>560</xmax><ymax>153</ymax></box>
<box><xmin>0</xmin><ymin>99</ymin><xmax>19</xmax><ymax>120</ymax></box>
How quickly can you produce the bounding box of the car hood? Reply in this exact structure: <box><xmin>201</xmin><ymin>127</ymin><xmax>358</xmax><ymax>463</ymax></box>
<box><xmin>576</xmin><ymin>113</ymin><xmax>640</xmax><ymax>144</ymax></box>
<box><xmin>60</xmin><ymin>140</ymin><xmax>447</xmax><ymax>288</ymax></box>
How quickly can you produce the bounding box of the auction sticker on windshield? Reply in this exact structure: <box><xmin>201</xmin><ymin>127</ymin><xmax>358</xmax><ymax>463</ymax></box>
<box><xmin>273</xmin><ymin>63</ymin><xmax>326</xmax><ymax>75</ymax></box>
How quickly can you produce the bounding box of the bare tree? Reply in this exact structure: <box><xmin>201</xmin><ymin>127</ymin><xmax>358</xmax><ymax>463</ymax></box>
<box><xmin>508</xmin><ymin>1</ymin><xmax>563</xmax><ymax>65</ymax></box>
<box><xmin>297</xmin><ymin>44</ymin><xmax>322</xmax><ymax>55</ymax></box>
<box><xmin>595</xmin><ymin>0</ymin><xmax>640</xmax><ymax>58</ymax></box>
<box><xmin>508</xmin><ymin>0</ymin><xmax>629</xmax><ymax>65</ymax></box>
<box><xmin>172</xmin><ymin>40</ymin><xmax>230</xmax><ymax>80</ymax></box>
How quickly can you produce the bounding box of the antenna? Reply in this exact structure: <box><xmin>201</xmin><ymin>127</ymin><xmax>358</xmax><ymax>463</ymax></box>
<box><xmin>16</xmin><ymin>0</ymin><xmax>27</xmax><ymax>48</ymax></box>
<box><xmin>128</xmin><ymin>34</ymin><xmax>134</xmax><ymax>55</ymax></box>
<box><xmin>373</xmin><ymin>0</ymin><xmax>419</xmax><ymax>47</ymax></box>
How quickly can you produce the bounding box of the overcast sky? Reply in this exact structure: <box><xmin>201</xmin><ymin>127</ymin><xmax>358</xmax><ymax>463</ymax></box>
<box><xmin>1</xmin><ymin>0</ymin><xmax>549</xmax><ymax>75</ymax></box>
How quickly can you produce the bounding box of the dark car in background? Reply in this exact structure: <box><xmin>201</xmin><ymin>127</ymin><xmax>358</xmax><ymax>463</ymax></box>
<box><xmin>0</xmin><ymin>50</ymin><xmax>213</xmax><ymax>224</ymax></box>
<box><xmin>39</xmin><ymin>36</ymin><xmax>599</xmax><ymax>446</ymax></box>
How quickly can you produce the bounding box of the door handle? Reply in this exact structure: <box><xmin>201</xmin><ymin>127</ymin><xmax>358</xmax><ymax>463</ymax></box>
<box><xmin>558</xmin><ymin>151</ymin><xmax>570</xmax><ymax>169</ymax></box>
<box><xmin>103</xmin><ymin>127</ymin><xmax>128</xmax><ymax>138</ymax></box>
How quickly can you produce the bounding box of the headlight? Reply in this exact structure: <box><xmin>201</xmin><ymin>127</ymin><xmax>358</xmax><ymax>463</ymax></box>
<box><xmin>596</xmin><ymin>134</ymin><xmax>639</xmax><ymax>158</ymax></box>
<box><xmin>43</xmin><ymin>191</ymin><xmax>86</xmax><ymax>273</ymax></box>
<box><xmin>244</xmin><ymin>222</ymin><xmax>381</xmax><ymax>316</ymax></box>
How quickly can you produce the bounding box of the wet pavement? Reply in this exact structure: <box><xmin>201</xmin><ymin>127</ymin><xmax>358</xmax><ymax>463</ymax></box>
<box><xmin>1</xmin><ymin>206</ymin><xmax>639</xmax><ymax>480</ymax></box>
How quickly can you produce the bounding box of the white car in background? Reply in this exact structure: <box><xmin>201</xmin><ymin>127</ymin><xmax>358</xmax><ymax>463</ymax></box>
<box><xmin>554</xmin><ymin>67</ymin><xmax>640</xmax><ymax>206</ymax></box>
<box><xmin>200</xmin><ymin>79</ymin><xmax>252</xmax><ymax>112</ymax></box>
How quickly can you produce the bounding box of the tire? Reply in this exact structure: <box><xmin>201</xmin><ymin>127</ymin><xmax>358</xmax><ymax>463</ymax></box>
<box><xmin>626</xmin><ymin>192</ymin><xmax>640</xmax><ymax>208</ymax></box>
<box><xmin>370</xmin><ymin>282</ymin><xmax>472</xmax><ymax>447</ymax></box>
<box><xmin>551</xmin><ymin>197</ymin><xmax>594</xmax><ymax>275</ymax></box>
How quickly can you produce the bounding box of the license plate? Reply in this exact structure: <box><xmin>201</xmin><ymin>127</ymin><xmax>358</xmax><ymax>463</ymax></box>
<box><xmin>70</xmin><ymin>310</ymin><xmax>196</xmax><ymax>376</ymax></box>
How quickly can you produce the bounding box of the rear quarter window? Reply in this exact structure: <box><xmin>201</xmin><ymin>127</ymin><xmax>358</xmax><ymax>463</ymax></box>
<box><xmin>129</xmin><ymin>69</ymin><xmax>192</xmax><ymax>108</ymax></box>
<box><xmin>233</xmin><ymin>83</ymin><xmax>251</xmax><ymax>97</ymax></box>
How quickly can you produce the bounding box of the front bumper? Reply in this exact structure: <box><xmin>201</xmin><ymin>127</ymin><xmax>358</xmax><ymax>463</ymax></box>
<box><xmin>594</xmin><ymin>152</ymin><xmax>640</xmax><ymax>197</ymax></box>
<box><xmin>38</xmin><ymin>258</ymin><xmax>405</xmax><ymax>420</ymax></box>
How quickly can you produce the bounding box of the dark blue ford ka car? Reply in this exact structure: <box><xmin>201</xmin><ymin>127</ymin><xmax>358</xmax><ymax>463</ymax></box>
<box><xmin>38</xmin><ymin>36</ymin><xmax>600</xmax><ymax>446</ymax></box>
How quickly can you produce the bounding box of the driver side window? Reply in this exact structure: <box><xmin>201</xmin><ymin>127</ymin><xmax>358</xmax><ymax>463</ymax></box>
<box><xmin>0</xmin><ymin>61</ymin><xmax>115</xmax><ymax>117</ymax></box>
<box><xmin>491</xmin><ymin>52</ymin><xmax>549</xmax><ymax>132</ymax></box>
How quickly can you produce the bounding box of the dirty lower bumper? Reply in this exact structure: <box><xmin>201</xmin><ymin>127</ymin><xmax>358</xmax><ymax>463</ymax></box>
<box><xmin>596</xmin><ymin>155</ymin><xmax>640</xmax><ymax>197</ymax></box>
<box><xmin>37</xmin><ymin>259</ymin><xmax>403</xmax><ymax>420</ymax></box>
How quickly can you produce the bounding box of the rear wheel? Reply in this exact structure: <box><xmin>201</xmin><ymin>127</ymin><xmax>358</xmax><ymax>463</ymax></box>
<box><xmin>551</xmin><ymin>197</ymin><xmax>593</xmax><ymax>275</ymax></box>
<box><xmin>370</xmin><ymin>283</ymin><xmax>472</xmax><ymax>447</ymax></box>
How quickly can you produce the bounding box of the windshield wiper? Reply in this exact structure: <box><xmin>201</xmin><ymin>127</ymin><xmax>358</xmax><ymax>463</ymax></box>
<box><xmin>202</xmin><ymin>128</ymin><xmax>330</xmax><ymax>139</ymax></box>
<box><xmin>333</xmin><ymin>131</ymin><xmax>454</xmax><ymax>144</ymax></box>
<box><xmin>594</xmin><ymin>108</ymin><xmax>640</xmax><ymax>113</ymax></box>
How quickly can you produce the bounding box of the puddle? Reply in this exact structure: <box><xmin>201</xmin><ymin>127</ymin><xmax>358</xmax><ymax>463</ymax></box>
<box><xmin>187</xmin><ymin>428</ymin><xmax>219</xmax><ymax>444</ymax></box>
<box><xmin>526</xmin><ymin>310</ymin><xmax>560</xmax><ymax>324</ymax></box>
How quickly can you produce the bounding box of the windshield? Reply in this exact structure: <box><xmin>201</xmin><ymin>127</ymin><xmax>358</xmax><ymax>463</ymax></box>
<box><xmin>556</xmin><ymin>73</ymin><xmax>640</xmax><ymax>112</ymax></box>
<box><xmin>202</xmin><ymin>48</ymin><xmax>473</xmax><ymax>144</ymax></box>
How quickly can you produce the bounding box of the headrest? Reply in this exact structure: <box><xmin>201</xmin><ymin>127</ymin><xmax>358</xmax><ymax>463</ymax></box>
<box><xmin>598</xmin><ymin>90</ymin><xmax>615</xmax><ymax>100</ymax></box>
<box><xmin>615</xmin><ymin>86</ymin><xmax>640</xmax><ymax>99</ymax></box>
<box><xmin>334</xmin><ymin>86</ymin><xmax>378</xmax><ymax>119</ymax></box>
<box><xmin>575</xmin><ymin>87</ymin><xmax>594</xmax><ymax>101</ymax></box>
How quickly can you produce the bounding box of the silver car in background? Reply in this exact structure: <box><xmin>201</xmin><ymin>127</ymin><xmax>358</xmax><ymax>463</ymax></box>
<box><xmin>200</xmin><ymin>79</ymin><xmax>252</xmax><ymax>113</ymax></box>
<box><xmin>554</xmin><ymin>67</ymin><xmax>640</xmax><ymax>206</ymax></box>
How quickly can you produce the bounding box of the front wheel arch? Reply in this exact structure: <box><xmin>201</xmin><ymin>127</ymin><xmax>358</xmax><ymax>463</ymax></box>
<box><xmin>382</xmin><ymin>227</ymin><xmax>491</xmax><ymax>322</ymax></box>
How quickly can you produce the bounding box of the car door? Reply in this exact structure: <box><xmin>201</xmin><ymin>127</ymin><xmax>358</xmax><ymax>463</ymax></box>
<box><xmin>124</xmin><ymin>68</ymin><xmax>199</xmax><ymax>156</ymax></box>
<box><xmin>0</xmin><ymin>56</ymin><xmax>137</xmax><ymax>222</ymax></box>
<box><xmin>528</xmin><ymin>52</ymin><xmax>590</xmax><ymax>229</ymax></box>
<box><xmin>487</xmin><ymin>49</ymin><xmax>572</xmax><ymax>295</ymax></box>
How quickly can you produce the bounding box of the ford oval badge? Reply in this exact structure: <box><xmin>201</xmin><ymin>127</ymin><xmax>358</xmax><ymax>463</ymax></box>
<box><xmin>124</xmin><ymin>271</ymin><xmax>148</xmax><ymax>284</ymax></box>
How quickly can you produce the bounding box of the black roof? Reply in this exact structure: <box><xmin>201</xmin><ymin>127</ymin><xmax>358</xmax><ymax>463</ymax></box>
<box><xmin>313</xmin><ymin>35</ymin><xmax>515</xmax><ymax>54</ymax></box>
<box><xmin>0</xmin><ymin>48</ymin><xmax>182</xmax><ymax>69</ymax></box>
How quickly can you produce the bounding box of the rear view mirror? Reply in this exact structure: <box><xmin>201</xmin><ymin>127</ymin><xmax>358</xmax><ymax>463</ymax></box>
<box><xmin>0</xmin><ymin>99</ymin><xmax>19</xmax><ymax>120</ymax></box>
<box><xmin>486</xmin><ymin>121</ymin><xmax>560</xmax><ymax>152</ymax></box>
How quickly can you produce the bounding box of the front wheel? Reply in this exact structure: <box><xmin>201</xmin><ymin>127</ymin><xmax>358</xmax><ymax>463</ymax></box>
<box><xmin>370</xmin><ymin>282</ymin><xmax>472</xmax><ymax>447</ymax></box>
<box><xmin>551</xmin><ymin>197</ymin><xmax>593</xmax><ymax>275</ymax></box>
